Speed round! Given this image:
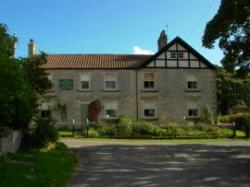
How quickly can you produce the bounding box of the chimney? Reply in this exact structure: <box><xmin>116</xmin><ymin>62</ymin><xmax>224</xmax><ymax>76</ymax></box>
<box><xmin>28</xmin><ymin>39</ymin><xmax>36</xmax><ymax>57</ymax></box>
<box><xmin>157</xmin><ymin>30</ymin><xmax>167</xmax><ymax>50</ymax></box>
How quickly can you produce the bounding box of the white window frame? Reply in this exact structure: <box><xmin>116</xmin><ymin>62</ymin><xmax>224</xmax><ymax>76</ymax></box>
<box><xmin>80</xmin><ymin>73</ymin><xmax>91</xmax><ymax>90</ymax></box>
<box><xmin>143</xmin><ymin>101</ymin><xmax>156</xmax><ymax>118</ymax></box>
<box><xmin>143</xmin><ymin>72</ymin><xmax>155</xmax><ymax>90</ymax></box>
<box><xmin>104</xmin><ymin>73</ymin><xmax>118</xmax><ymax>91</ymax></box>
<box><xmin>170</xmin><ymin>52</ymin><xmax>176</xmax><ymax>59</ymax></box>
<box><xmin>178</xmin><ymin>52</ymin><xmax>184</xmax><ymax>59</ymax></box>
<box><xmin>47</xmin><ymin>73</ymin><xmax>53</xmax><ymax>84</ymax></box>
<box><xmin>186</xmin><ymin>75</ymin><xmax>198</xmax><ymax>90</ymax></box>
<box><xmin>104</xmin><ymin>101</ymin><xmax>118</xmax><ymax>119</ymax></box>
<box><xmin>40</xmin><ymin>103</ymin><xmax>51</xmax><ymax>119</ymax></box>
<box><xmin>187</xmin><ymin>102</ymin><xmax>199</xmax><ymax>118</ymax></box>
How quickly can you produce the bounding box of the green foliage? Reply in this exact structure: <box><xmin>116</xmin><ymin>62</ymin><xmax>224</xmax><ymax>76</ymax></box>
<box><xmin>90</xmin><ymin>117</ymin><xmax>233</xmax><ymax>139</ymax></box>
<box><xmin>0</xmin><ymin>54</ymin><xmax>36</xmax><ymax>130</ymax></box>
<box><xmin>99</xmin><ymin>124</ymin><xmax>117</xmax><ymax>137</ymax></box>
<box><xmin>0</xmin><ymin>143</ymin><xmax>77</xmax><ymax>187</ymax></box>
<box><xmin>21</xmin><ymin>52</ymin><xmax>52</xmax><ymax>94</ymax></box>
<box><xmin>0</xmin><ymin>24</ymin><xmax>16</xmax><ymax>58</ymax></box>
<box><xmin>201</xmin><ymin>105</ymin><xmax>215</xmax><ymax>124</ymax></box>
<box><xmin>131</xmin><ymin>121</ymin><xmax>162</xmax><ymax>137</ymax></box>
<box><xmin>216</xmin><ymin>68</ymin><xmax>250</xmax><ymax>114</ymax></box>
<box><xmin>32</xmin><ymin>118</ymin><xmax>59</xmax><ymax>148</ymax></box>
<box><xmin>219</xmin><ymin>113</ymin><xmax>250</xmax><ymax>137</ymax></box>
<box><xmin>116</xmin><ymin>117</ymin><xmax>133</xmax><ymax>137</ymax></box>
<box><xmin>218</xmin><ymin>113</ymin><xmax>250</xmax><ymax>123</ymax></box>
<box><xmin>88</xmin><ymin>128</ymin><xmax>100</xmax><ymax>138</ymax></box>
<box><xmin>0</xmin><ymin>23</ymin><xmax>51</xmax><ymax>133</ymax></box>
<box><xmin>202</xmin><ymin>0</ymin><xmax>250</xmax><ymax>75</ymax></box>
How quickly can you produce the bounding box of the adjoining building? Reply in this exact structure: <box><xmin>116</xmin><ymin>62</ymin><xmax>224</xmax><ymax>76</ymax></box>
<box><xmin>29</xmin><ymin>31</ymin><xmax>217</xmax><ymax>128</ymax></box>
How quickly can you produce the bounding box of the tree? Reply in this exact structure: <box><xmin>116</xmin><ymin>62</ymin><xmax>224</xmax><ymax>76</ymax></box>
<box><xmin>0</xmin><ymin>23</ymin><xmax>51</xmax><ymax>131</ymax></box>
<box><xmin>21</xmin><ymin>52</ymin><xmax>52</xmax><ymax>94</ymax></box>
<box><xmin>216</xmin><ymin>68</ymin><xmax>250</xmax><ymax>114</ymax></box>
<box><xmin>0</xmin><ymin>52</ymin><xmax>36</xmax><ymax>130</ymax></box>
<box><xmin>202</xmin><ymin>0</ymin><xmax>250</xmax><ymax>76</ymax></box>
<box><xmin>0</xmin><ymin>24</ymin><xmax>16</xmax><ymax>58</ymax></box>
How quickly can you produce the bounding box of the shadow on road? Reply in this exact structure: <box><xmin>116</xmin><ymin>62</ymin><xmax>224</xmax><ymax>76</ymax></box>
<box><xmin>67</xmin><ymin>143</ymin><xmax>250</xmax><ymax>187</ymax></box>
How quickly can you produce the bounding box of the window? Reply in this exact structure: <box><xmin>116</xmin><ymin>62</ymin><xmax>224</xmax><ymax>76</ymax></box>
<box><xmin>178</xmin><ymin>52</ymin><xmax>184</xmax><ymax>59</ymax></box>
<box><xmin>104</xmin><ymin>101</ymin><xmax>118</xmax><ymax>118</ymax></box>
<box><xmin>186</xmin><ymin>75</ymin><xmax>198</xmax><ymax>89</ymax></box>
<box><xmin>59</xmin><ymin>79</ymin><xmax>73</xmax><ymax>90</ymax></box>
<box><xmin>188</xmin><ymin>109</ymin><xmax>198</xmax><ymax>117</ymax></box>
<box><xmin>41</xmin><ymin>110</ymin><xmax>51</xmax><ymax>118</ymax></box>
<box><xmin>170</xmin><ymin>52</ymin><xmax>176</xmax><ymax>59</ymax></box>
<box><xmin>104</xmin><ymin>73</ymin><xmax>117</xmax><ymax>90</ymax></box>
<box><xmin>80</xmin><ymin>74</ymin><xmax>90</xmax><ymax>90</ymax></box>
<box><xmin>144</xmin><ymin>72</ymin><xmax>155</xmax><ymax>90</ymax></box>
<box><xmin>40</xmin><ymin>103</ymin><xmax>51</xmax><ymax>119</ymax></box>
<box><xmin>187</xmin><ymin>102</ymin><xmax>199</xmax><ymax>117</ymax></box>
<box><xmin>144</xmin><ymin>102</ymin><xmax>156</xmax><ymax>118</ymax></box>
<box><xmin>47</xmin><ymin>74</ymin><xmax>53</xmax><ymax>84</ymax></box>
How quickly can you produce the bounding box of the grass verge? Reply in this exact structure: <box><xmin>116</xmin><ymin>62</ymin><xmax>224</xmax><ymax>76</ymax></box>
<box><xmin>0</xmin><ymin>143</ymin><xmax>78</xmax><ymax>187</ymax></box>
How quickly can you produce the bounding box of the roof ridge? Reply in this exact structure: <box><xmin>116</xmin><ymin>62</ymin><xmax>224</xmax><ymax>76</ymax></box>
<box><xmin>48</xmin><ymin>53</ymin><xmax>152</xmax><ymax>56</ymax></box>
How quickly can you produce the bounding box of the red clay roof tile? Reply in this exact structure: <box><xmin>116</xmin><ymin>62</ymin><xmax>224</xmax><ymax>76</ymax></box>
<box><xmin>42</xmin><ymin>54</ymin><xmax>151</xmax><ymax>69</ymax></box>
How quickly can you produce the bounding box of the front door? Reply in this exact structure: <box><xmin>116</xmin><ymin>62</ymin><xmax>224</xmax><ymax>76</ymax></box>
<box><xmin>81</xmin><ymin>104</ymin><xmax>89</xmax><ymax>124</ymax></box>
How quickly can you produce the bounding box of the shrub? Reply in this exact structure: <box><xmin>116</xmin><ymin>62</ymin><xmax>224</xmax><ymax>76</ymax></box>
<box><xmin>32</xmin><ymin>118</ymin><xmax>59</xmax><ymax>148</ymax></box>
<box><xmin>201</xmin><ymin>105</ymin><xmax>215</xmax><ymax>125</ymax></box>
<box><xmin>160</xmin><ymin>123</ymin><xmax>178</xmax><ymax>137</ymax></box>
<box><xmin>116</xmin><ymin>117</ymin><xmax>134</xmax><ymax>137</ymax></box>
<box><xmin>119</xmin><ymin>116</ymin><xmax>134</xmax><ymax>126</ymax></box>
<box><xmin>87</xmin><ymin>128</ymin><xmax>100</xmax><ymax>138</ymax></box>
<box><xmin>99</xmin><ymin>123</ymin><xmax>116</xmax><ymax>137</ymax></box>
<box><xmin>218</xmin><ymin>113</ymin><xmax>250</xmax><ymax>124</ymax></box>
<box><xmin>131</xmin><ymin>121</ymin><xmax>162</xmax><ymax>137</ymax></box>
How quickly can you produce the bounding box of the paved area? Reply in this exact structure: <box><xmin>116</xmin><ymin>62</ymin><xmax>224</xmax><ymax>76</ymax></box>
<box><xmin>63</xmin><ymin>139</ymin><xmax>250</xmax><ymax>187</ymax></box>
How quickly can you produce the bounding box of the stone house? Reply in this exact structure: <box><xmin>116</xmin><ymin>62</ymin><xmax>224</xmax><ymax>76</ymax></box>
<box><xmin>30</xmin><ymin>31</ymin><xmax>217</xmax><ymax>128</ymax></box>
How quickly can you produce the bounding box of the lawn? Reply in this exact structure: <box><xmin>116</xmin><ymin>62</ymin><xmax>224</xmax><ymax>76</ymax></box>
<box><xmin>0</xmin><ymin>143</ymin><xmax>78</xmax><ymax>187</ymax></box>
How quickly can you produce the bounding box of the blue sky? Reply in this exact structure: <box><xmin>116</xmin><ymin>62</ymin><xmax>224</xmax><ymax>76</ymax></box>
<box><xmin>0</xmin><ymin>0</ymin><xmax>223</xmax><ymax>65</ymax></box>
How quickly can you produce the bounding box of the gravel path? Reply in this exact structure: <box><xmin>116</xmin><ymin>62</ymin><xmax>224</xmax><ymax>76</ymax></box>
<box><xmin>63</xmin><ymin>139</ymin><xmax>250</xmax><ymax>187</ymax></box>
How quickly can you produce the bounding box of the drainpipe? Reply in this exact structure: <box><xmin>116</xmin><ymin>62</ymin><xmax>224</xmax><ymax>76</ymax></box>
<box><xmin>135</xmin><ymin>70</ymin><xmax>139</xmax><ymax>120</ymax></box>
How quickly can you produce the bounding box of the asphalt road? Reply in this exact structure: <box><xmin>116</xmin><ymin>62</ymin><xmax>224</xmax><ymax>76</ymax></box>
<box><xmin>63</xmin><ymin>139</ymin><xmax>250</xmax><ymax>187</ymax></box>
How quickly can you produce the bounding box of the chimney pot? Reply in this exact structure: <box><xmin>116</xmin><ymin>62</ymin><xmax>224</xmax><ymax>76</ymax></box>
<box><xmin>28</xmin><ymin>39</ymin><xmax>36</xmax><ymax>57</ymax></box>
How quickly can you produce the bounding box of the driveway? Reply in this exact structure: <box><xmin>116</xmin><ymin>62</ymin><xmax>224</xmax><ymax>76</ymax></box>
<box><xmin>63</xmin><ymin>139</ymin><xmax>250</xmax><ymax>187</ymax></box>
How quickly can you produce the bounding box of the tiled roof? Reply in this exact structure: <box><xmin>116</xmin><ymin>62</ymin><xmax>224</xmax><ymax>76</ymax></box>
<box><xmin>42</xmin><ymin>54</ymin><xmax>151</xmax><ymax>69</ymax></box>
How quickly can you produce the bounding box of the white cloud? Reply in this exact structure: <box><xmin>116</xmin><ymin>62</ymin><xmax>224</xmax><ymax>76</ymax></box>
<box><xmin>133</xmin><ymin>46</ymin><xmax>154</xmax><ymax>55</ymax></box>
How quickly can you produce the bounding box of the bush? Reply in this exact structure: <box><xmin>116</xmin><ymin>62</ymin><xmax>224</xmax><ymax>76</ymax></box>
<box><xmin>160</xmin><ymin>123</ymin><xmax>178</xmax><ymax>137</ymax></box>
<box><xmin>32</xmin><ymin>118</ymin><xmax>59</xmax><ymax>147</ymax></box>
<box><xmin>87</xmin><ymin>128</ymin><xmax>100</xmax><ymax>138</ymax></box>
<box><xmin>99</xmin><ymin>123</ymin><xmax>116</xmax><ymax>137</ymax></box>
<box><xmin>218</xmin><ymin>113</ymin><xmax>250</xmax><ymax>124</ymax></box>
<box><xmin>131</xmin><ymin>121</ymin><xmax>162</xmax><ymax>137</ymax></box>
<box><xmin>80</xmin><ymin>117</ymin><xmax>238</xmax><ymax>139</ymax></box>
<box><xmin>116</xmin><ymin>117</ymin><xmax>133</xmax><ymax>137</ymax></box>
<box><xmin>219</xmin><ymin>113</ymin><xmax>250</xmax><ymax>137</ymax></box>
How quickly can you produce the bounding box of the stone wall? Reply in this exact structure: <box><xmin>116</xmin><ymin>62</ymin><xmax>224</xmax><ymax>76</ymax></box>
<box><xmin>0</xmin><ymin>130</ymin><xmax>22</xmax><ymax>154</ymax></box>
<box><xmin>42</xmin><ymin>67</ymin><xmax>216</xmax><ymax>128</ymax></box>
